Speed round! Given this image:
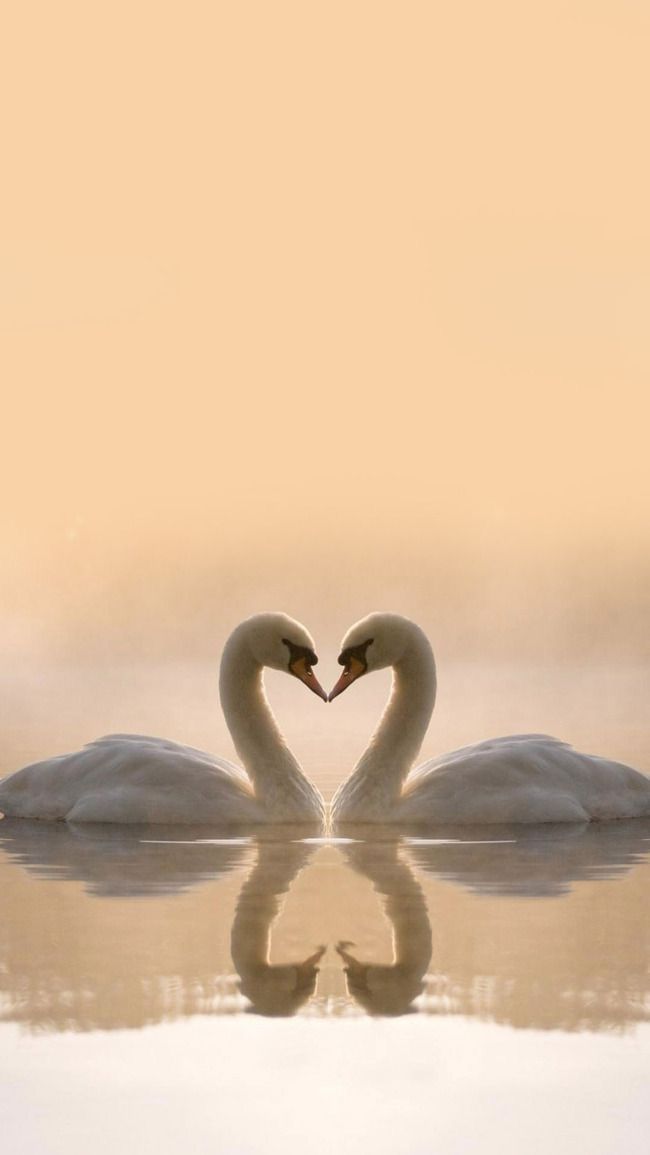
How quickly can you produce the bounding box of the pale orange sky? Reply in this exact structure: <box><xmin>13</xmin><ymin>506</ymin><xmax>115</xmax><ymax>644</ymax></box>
<box><xmin>1</xmin><ymin>2</ymin><xmax>649</xmax><ymax>663</ymax></box>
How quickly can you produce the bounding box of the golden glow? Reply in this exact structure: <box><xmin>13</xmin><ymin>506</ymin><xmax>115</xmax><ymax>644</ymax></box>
<box><xmin>1</xmin><ymin>2</ymin><xmax>648</xmax><ymax>670</ymax></box>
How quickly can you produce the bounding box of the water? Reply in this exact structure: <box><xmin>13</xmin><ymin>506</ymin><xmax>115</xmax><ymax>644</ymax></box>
<box><xmin>1</xmin><ymin>818</ymin><xmax>650</xmax><ymax>1153</ymax></box>
<box><xmin>2</xmin><ymin>659</ymin><xmax>649</xmax><ymax>1151</ymax></box>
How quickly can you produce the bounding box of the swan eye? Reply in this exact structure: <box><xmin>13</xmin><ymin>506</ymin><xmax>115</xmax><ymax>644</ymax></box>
<box><xmin>329</xmin><ymin>640</ymin><xmax>373</xmax><ymax>700</ymax></box>
<box><xmin>282</xmin><ymin>638</ymin><xmax>318</xmax><ymax>671</ymax></box>
<box><xmin>282</xmin><ymin>639</ymin><xmax>328</xmax><ymax>701</ymax></box>
<box><xmin>338</xmin><ymin>638</ymin><xmax>373</xmax><ymax>673</ymax></box>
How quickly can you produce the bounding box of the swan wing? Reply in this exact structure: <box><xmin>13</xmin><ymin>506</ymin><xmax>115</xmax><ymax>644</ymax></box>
<box><xmin>401</xmin><ymin>734</ymin><xmax>650</xmax><ymax>823</ymax></box>
<box><xmin>87</xmin><ymin>734</ymin><xmax>249</xmax><ymax>782</ymax></box>
<box><xmin>0</xmin><ymin>735</ymin><xmax>258</xmax><ymax>823</ymax></box>
<box><xmin>408</xmin><ymin>733</ymin><xmax>571</xmax><ymax>779</ymax></box>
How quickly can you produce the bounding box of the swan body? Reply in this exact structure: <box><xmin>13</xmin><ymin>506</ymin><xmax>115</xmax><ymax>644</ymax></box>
<box><xmin>329</xmin><ymin>613</ymin><xmax>650</xmax><ymax>824</ymax></box>
<box><xmin>0</xmin><ymin>614</ymin><xmax>326</xmax><ymax>825</ymax></box>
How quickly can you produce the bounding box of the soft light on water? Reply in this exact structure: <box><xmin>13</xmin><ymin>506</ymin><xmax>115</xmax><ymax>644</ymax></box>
<box><xmin>1</xmin><ymin>817</ymin><xmax>650</xmax><ymax>1151</ymax></box>
<box><xmin>3</xmin><ymin>1018</ymin><xmax>650</xmax><ymax>1155</ymax></box>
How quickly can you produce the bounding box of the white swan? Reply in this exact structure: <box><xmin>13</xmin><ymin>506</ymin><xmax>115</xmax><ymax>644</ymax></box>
<box><xmin>329</xmin><ymin>613</ymin><xmax>650</xmax><ymax>824</ymax></box>
<box><xmin>0</xmin><ymin>613</ymin><xmax>327</xmax><ymax>824</ymax></box>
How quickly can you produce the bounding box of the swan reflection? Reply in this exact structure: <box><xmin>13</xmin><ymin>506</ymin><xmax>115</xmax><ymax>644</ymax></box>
<box><xmin>0</xmin><ymin>821</ymin><xmax>321</xmax><ymax>1029</ymax></box>
<box><xmin>2</xmin><ymin>817</ymin><xmax>650</xmax><ymax>1031</ymax></box>
<box><xmin>401</xmin><ymin>818</ymin><xmax>650</xmax><ymax>898</ymax></box>
<box><xmin>335</xmin><ymin>821</ymin><xmax>650</xmax><ymax>1029</ymax></box>
<box><xmin>406</xmin><ymin>820</ymin><xmax>650</xmax><ymax>1031</ymax></box>
<box><xmin>0</xmin><ymin>818</ymin><xmax>251</xmax><ymax>897</ymax></box>
<box><xmin>232</xmin><ymin>840</ymin><xmax>324</xmax><ymax>1016</ymax></box>
<box><xmin>335</xmin><ymin>839</ymin><xmax>431</xmax><ymax>1016</ymax></box>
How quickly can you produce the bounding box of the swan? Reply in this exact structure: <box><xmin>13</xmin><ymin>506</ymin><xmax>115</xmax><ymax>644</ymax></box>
<box><xmin>0</xmin><ymin>613</ymin><xmax>327</xmax><ymax>825</ymax></box>
<box><xmin>329</xmin><ymin>613</ymin><xmax>650</xmax><ymax>824</ymax></box>
<box><xmin>336</xmin><ymin>838</ymin><xmax>432</xmax><ymax>1016</ymax></box>
<box><xmin>232</xmin><ymin>837</ymin><xmax>325</xmax><ymax>1016</ymax></box>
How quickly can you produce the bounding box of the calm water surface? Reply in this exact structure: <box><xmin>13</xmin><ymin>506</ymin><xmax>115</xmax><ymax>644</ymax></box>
<box><xmin>1</xmin><ymin>817</ymin><xmax>650</xmax><ymax>1154</ymax></box>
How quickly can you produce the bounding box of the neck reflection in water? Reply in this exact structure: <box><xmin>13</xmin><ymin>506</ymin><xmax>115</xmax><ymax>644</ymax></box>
<box><xmin>231</xmin><ymin>839</ymin><xmax>324</xmax><ymax>1017</ymax></box>
<box><xmin>0</xmin><ymin>820</ymin><xmax>323</xmax><ymax>1029</ymax></box>
<box><xmin>335</xmin><ymin>838</ymin><xmax>432</xmax><ymax>1016</ymax></box>
<box><xmin>1</xmin><ymin>818</ymin><xmax>650</xmax><ymax>1030</ymax></box>
<box><xmin>334</xmin><ymin>819</ymin><xmax>650</xmax><ymax>1025</ymax></box>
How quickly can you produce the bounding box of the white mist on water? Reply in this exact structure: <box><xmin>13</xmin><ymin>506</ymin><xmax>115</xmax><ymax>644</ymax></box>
<box><xmin>2</xmin><ymin>1018</ymin><xmax>649</xmax><ymax>1155</ymax></box>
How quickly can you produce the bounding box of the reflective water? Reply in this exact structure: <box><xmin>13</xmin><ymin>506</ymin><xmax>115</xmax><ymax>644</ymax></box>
<box><xmin>1</xmin><ymin>817</ymin><xmax>650</xmax><ymax>1152</ymax></box>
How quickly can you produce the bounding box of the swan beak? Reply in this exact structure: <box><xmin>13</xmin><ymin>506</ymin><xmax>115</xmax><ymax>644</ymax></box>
<box><xmin>328</xmin><ymin>657</ymin><xmax>365</xmax><ymax>701</ymax></box>
<box><xmin>291</xmin><ymin>657</ymin><xmax>328</xmax><ymax>701</ymax></box>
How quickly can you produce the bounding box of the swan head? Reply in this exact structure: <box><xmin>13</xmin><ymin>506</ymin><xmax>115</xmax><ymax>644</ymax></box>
<box><xmin>239</xmin><ymin>612</ymin><xmax>328</xmax><ymax>701</ymax></box>
<box><xmin>328</xmin><ymin>613</ymin><xmax>425</xmax><ymax>701</ymax></box>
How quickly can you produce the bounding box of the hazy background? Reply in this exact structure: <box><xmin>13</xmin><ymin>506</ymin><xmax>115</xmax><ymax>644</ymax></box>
<box><xmin>1</xmin><ymin>2</ymin><xmax>649</xmax><ymax>791</ymax></box>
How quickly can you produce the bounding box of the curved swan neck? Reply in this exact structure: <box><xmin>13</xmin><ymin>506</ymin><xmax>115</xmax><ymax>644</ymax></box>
<box><xmin>352</xmin><ymin>844</ymin><xmax>432</xmax><ymax>969</ymax></box>
<box><xmin>339</xmin><ymin>843</ymin><xmax>432</xmax><ymax>1013</ymax></box>
<box><xmin>231</xmin><ymin>841</ymin><xmax>321</xmax><ymax>1015</ymax></box>
<box><xmin>361</xmin><ymin>631</ymin><xmax>436</xmax><ymax>783</ymax></box>
<box><xmin>333</xmin><ymin>626</ymin><xmax>436</xmax><ymax>819</ymax></box>
<box><xmin>231</xmin><ymin>842</ymin><xmax>311</xmax><ymax>968</ymax></box>
<box><xmin>219</xmin><ymin>629</ymin><xmax>317</xmax><ymax>813</ymax></box>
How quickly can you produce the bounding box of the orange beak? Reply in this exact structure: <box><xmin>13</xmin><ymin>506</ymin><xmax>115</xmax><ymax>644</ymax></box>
<box><xmin>328</xmin><ymin>657</ymin><xmax>366</xmax><ymax>701</ymax></box>
<box><xmin>290</xmin><ymin>657</ymin><xmax>328</xmax><ymax>701</ymax></box>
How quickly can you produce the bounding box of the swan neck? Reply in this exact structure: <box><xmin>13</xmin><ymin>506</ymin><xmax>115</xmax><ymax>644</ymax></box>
<box><xmin>218</xmin><ymin>634</ymin><xmax>310</xmax><ymax>807</ymax></box>
<box><xmin>385</xmin><ymin>855</ymin><xmax>433</xmax><ymax>971</ymax></box>
<box><xmin>355</xmin><ymin>634</ymin><xmax>436</xmax><ymax>791</ymax></box>
<box><xmin>231</xmin><ymin>843</ymin><xmax>310</xmax><ymax>968</ymax></box>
